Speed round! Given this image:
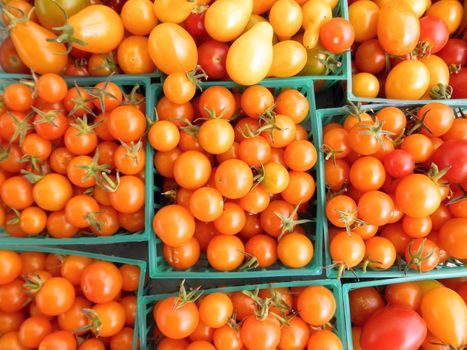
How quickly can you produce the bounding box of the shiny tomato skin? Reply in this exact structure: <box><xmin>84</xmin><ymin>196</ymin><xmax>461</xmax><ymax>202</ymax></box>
<box><xmin>361</xmin><ymin>305</ymin><xmax>427</xmax><ymax>350</ymax></box>
<box><xmin>436</xmin><ymin>38</ymin><xmax>467</xmax><ymax>66</ymax></box>
<box><xmin>450</xmin><ymin>68</ymin><xmax>467</xmax><ymax>99</ymax></box>
<box><xmin>432</xmin><ymin>140</ymin><xmax>467</xmax><ymax>184</ymax></box>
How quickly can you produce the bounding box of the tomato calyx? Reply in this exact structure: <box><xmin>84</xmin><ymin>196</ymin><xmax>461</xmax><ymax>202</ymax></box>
<box><xmin>361</xmin><ymin>258</ymin><xmax>383</xmax><ymax>273</ymax></box>
<box><xmin>77</xmin><ymin>308</ymin><xmax>104</xmax><ymax>336</ymax></box>
<box><xmin>32</xmin><ymin>107</ymin><xmax>64</xmax><ymax>128</ymax></box>
<box><xmin>123</xmin><ymin>85</ymin><xmax>145</xmax><ymax>108</ymax></box>
<box><xmin>2</xmin><ymin>6</ymin><xmax>33</xmax><ymax>29</ymax></box>
<box><xmin>178</xmin><ymin>118</ymin><xmax>199</xmax><ymax>137</ymax></box>
<box><xmin>68</xmin><ymin>86</ymin><xmax>95</xmax><ymax>117</ymax></box>
<box><xmin>426</xmin><ymin>163</ymin><xmax>450</xmax><ymax>187</ymax></box>
<box><xmin>161</xmin><ymin>189</ymin><xmax>177</xmax><ymax>203</ymax></box>
<box><xmin>46</xmin><ymin>5</ymin><xmax>87</xmax><ymax>55</ymax></box>
<box><xmin>21</xmin><ymin>169</ymin><xmax>45</xmax><ymax>184</ymax></box>
<box><xmin>119</xmin><ymin>140</ymin><xmax>144</xmax><ymax>167</ymax></box>
<box><xmin>75</xmin><ymin>148</ymin><xmax>111</xmax><ymax>186</ymax></box>
<box><xmin>357</xmin><ymin>117</ymin><xmax>395</xmax><ymax>146</ymax></box>
<box><xmin>99</xmin><ymin>171</ymin><xmax>120</xmax><ymax>193</ymax></box>
<box><xmin>69</xmin><ymin>114</ymin><xmax>100</xmax><ymax>136</ymax></box>
<box><xmin>84</xmin><ymin>211</ymin><xmax>103</xmax><ymax>232</ymax></box>
<box><xmin>239</xmin><ymin>251</ymin><xmax>260</xmax><ymax>271</ymax></box>
<box><xmin>22</xmin><ymin>272</ymin><xmax>47</xmax><ymax>295</ymax></box>
<box><xmin>173</xmin><ymin>280</ymin><xmax>202</xmax><ymax>310</ymax></box>
<box><xmin>335</xmin><ymin>209</ymin><xmax>366</xmax><ymax>235</ymax></box>
<box><xmin>318</xmin><ymin>50</ymin><xmax>342</xmax><ymax>74</ymax></box>
<box><xmin>404</xmin><ymin>238</ymin><xmax>435</xmax><ymax>273</ymax></box>
<box><xmin>9</xmin><ymin>110</ymin><xmax>34</xmax><ymax>145</ymax></box>
<box><xmin>274</xmin><ymin>204</ymin><xmax>311</xmax><ymax>241</ymax></box>
<box><xmin>186</xmin><ymin>65</ymin><xmax>209</xmax><ymax>87</ymax></box>
<box><xmin>243</xmin><ymin>289</ymin><xmax>290</xmax><ymax>324</ymax></box>
<box><xmin>321</xmin><ymin>144</ymin><xmax>343</xmax><ymax>163</ymax></box>
<box><xmin>429</xmin><ymin>83</ymin><xmax>453</xmax><ymax>100</ymax></box>
<box><xmin>449</xmin><ymin>64</ymin><xmax>461</xmax><ymax>74</ymax></box>
<box><xmin>6</xmin><ymin>208</ymin><xmax>20</xmax><ymax>225</ymax></box>
<box><xmin>447</xmin><ymin>188</ymin><xmax>467</xmax><ymax>205</ymax></box>
<box><xmin>86</xmin><ymin>78</ymin><xmax>118</xmax><ymax>113</ymax></box>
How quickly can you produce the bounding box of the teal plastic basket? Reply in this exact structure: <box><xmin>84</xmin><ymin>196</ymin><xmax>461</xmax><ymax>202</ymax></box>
<box><xmin>147</xmin><ymin>77</ymin><xmax>325</xmax><ymax>278</ymax></box>
<box><xmin>342</xmin><ymin>268</ymin><xmax>467</xmax><ymax>350</ymax></box>
<box><xmin>138</xmin><ymin>279</ymin><xmax>345</xmax><ymax>350</ymax></box>
<box><xmin>317</xmin><ymin>103</ymin><xmax>466</xmax><ymax>279</ymax></box>
<box><xmin>0</xmin><ymin>76</ymin><xmax>152</xmax><ymax>245</ymax></box>
<box><xmin>2</xmin><ymin>245</ymin><xmax>147</xmax><ymax>349</ymax></box>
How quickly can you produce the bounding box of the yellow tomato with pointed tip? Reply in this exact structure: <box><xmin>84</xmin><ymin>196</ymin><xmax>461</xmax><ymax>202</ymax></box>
<box><xmin>153</xmin><ymin>0</ymin><xmax>196</xmax><ymax>23</ymax></box>
<box><xmin>148</xmin><ymin>23</ymin><xmax>198</xmax><ymax>74</ymax></box>
<box><xmin>226</xmin><ymin>22</ymin><xmax>273</xmax><ymax>85</ymax></box>
<box><xmin>205</xmin><ymin>0</ymin><xmax>253</xmax><ymax>42</ymax></box>
<box><xmin>269</xmin><ymin>0</ymin><xmax>302</xmax><ymax>39</ymax></box>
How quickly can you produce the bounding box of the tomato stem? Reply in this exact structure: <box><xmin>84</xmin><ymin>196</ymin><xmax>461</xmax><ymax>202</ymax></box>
<box><xmin>174</xmin><ymin>280</ymin><xmax>202</xmax><ymax>310</ymax></box>
<box><xmin>239</xmin><ymin>252</ymin><xmax>259</xmax><ymax>271</ymax></box>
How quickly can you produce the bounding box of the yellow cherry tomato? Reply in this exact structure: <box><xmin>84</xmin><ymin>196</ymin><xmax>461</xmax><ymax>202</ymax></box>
<box><xmin>205</xmin><ymin>0</ymin><xmax>253</xmax><ymax>42</ymax></box>
<box><xmin>121</xmin><ymin>0</ymin><xmax>158</xmax><ymax>36</ymax></box>
<box><xmin>426</xmin><ymin>0</ymin><xmax>464</xmax><ymax>34</ymax></box>
<box><xmin>377</xmin><ymin>0</ymin><xmax>420</xmax><ymax>56</ymax></box>
<box><xmin>244</xmin><ymin>14</ymin><xmax>267</xmax><ymax>32</ymax></box>
<box><xmin>252</xmin><ymin>0</ymin><xmax>277</xmax><ymax>14</ymax></box>
<box><xmin>349</xmin><ymin>0</ymin><xmax>380</xmax><ymax>42</ymax></box>
<box><xmin>403</xmin><ymin>0</ymin><xmax>430</xmax><ymax>17</ymax></box>
<box><xmin>269</xmin><ymin>0</ymin><xmax>302</xmax><ymax>39</ymax></box>
<box><xmin>420</xmin><ymin>54</ymin><xmax>450</xmax><ymax>98</ymax></box>
<box><xmin>148</xmin><ymin>23</ymin><xmax>198</xmax><ymax>74</ymax></box>
<box><xmin>117</xmin><ymin>36</ymin><xmax>156</xmax><ymax>74</ymax></box>
<box><xmin>226</xmin><ymin>22</ymin><xmax>273</xmax><ymax>85</ymax></box>
<box><xmin>69</xmin><ymin>5</ymin><xmax>124</xmax><ymax>54</ymax></box>
<box><xmin>153</xmin><ymin>0</ymin><xmax>196</xmax><ymax>23</ymax></box>
<box><xmin>302</xmin><ymin>0</ymin><xmax>333</xmax><ymax>28</ymax></box>
<box><xmin>421</xmin><ymin>287</ymin><xmax>467</xmax><ymax>348</ymax></box>
<box><xmin>385</xmin><ymin>60</ymin><xmax>430</xmax><ymax>100</ymax></box>
<box><xmin>269</xmin><ymin>40</ymin><xmax>307</xmax><ymax>77</ymax></box>
<box><xmin>352</xmin><ymin>72</ymin><xmax>380</xmax><ymax>98</ymax></box>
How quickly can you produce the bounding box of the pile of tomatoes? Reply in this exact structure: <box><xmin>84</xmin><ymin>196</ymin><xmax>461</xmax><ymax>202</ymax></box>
<box><xmin>0</xmin><ymin>74</ymin><xmax>146</xmax><ymax>238</ymax></box>
<box><xmin>348</xmin><ymin>277</ymin><xmax>467</xmax><ymax>350</ymax></box>
<box><xmin>0</xmin><ymin>249</ymin><xmax>141</xmax><ymax>350</ymax></box>
<box><xmin>349</xmin><ymin>0</ymin><xmax>466</xmax><ymax>99</ymax></box>
<box><xmin>324</xmin><ymin>102</ymin><xmax>466</xmax><ymax>277</ymax></box>
<box><xmin>153</xmin><ymin>282</ymin><xmax>342</xmax><ymax>350</ymax></box>
<box><xmin>0</xmin><ymin>0</ymin><xmax>354</xmax><ymax>83</ymax></box>
<box><xmin>150</xmin><ymin>83</ymin><xmax>318</xmax><ymax>272</ymax></box>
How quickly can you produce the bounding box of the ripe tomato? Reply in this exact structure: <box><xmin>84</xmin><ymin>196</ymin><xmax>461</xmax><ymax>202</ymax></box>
<box><xmin>163</xmin><ymin>237</ymin><xmax>200</xmax><ymax>270</ymax></box>
<box><xmin>18</xmin><ymin>316</ymin><xmax>52</xmax><ymax>348</ymax></box>
<box><xmin>421</xmin><ymin>287</ymin><xmax>467</xmax><ymax>348</ymax></box>
<box><xmin>38</xmin><ymin>330</ymin><xmax>77</xmax><ymax>350</ymax></box>
<box><xmin>361</xmin><ymin>305</ymin><xmax>427</xmax><ymax>350</ymax></box>
<box><xmin>189</xmin><ymin>187</ymin><xmax>224</xmax><ymax>222</ymax></box>
<box><xmin>0</xmin><ymin>251</ymin><xmax>22</xmax><ymax>285</ymax></box>
<box><xmin>57</xmin><ymin>297</ymin><xmax>90</xmax><ymax>335</ymax></box>
<box><xmin>108</xmin><ymin>175</ymin><xmax>145</xmax><ymax>214</ymax></box>
<box><xmin>80</xmin><ymin>261</ymin><xmax>122</xmax><ymax>303</ymax></box>
<box><xmin>36</xmin><ymin>277</ymin><xmax>75</xmax><ymax>316</ymax></box>
<box><xmin>198</xmin><ymin>40</ymin><xmax>229</xmax><ymax>80</ymax></box>
<box><xmin>90</xmin><ymin>301</ymin><xmax>125</xmax><ymax>337</ymax></box>
<box><xmin>355</xmin><ymin>39</ymin><xmax>386</xmax><ymax>74</ymax></box>
<box><xmin>385</xmin><ymin>59</ymin><xmax>430</xmax><ymax>99</ymax></box>
<box><xmin>426</xmin><ymin>0</ymin><xmax>463</xmax><ymax>34</ymax></box>
<box><xmin>121</xmin><ymin>0</ymin><xmax>157</xmax><ymax>36</ymax></box>
<box><xmin>207</xmin><ymin>234</ymin><xmax>245</xmax><ymax>271</ymax></box>
<box><xmin>198</xmin><ymin>119</ymin><xmax>235</xmax><ymax>155</ymax></box>
<box><xmin>108</xmin><ymin>105</ymin><xmax>146</xmax><ymax>143</ymax></box>
<box><xmin>199</xmin><ymin>293</ymin><xmax>233</xmax><ymax>329</ymax></box>
<box><xmin>395</xmin><ymin>174</ymin><xmax>441</xmax><ymax>218</ymax></box>
<box><xmin>148</xmin><ymin>23</ymin><xmax>197</xmax><ymax>75</ymax></box>
<box><xmin>240</xmin><ymin>314</ymin><xmax>281</xmax><ymax>350</ymax></box>
<box><xmin>405</xmin><ymin>238</ymin><xmax>440</xmax><ymax>272</ymax></box>
<box><xmin>154</xmin><ymin>204</ymin><xmax>195</xmax><ymax>247</ymax></box>
<box><xmin>215</xmin><ymin>159</ymin><xmax>253</xmax><ymax>199</ymax></box>
<box><xmin>155</xmin><ymin>296</ymin><xmax>199</xmax><ymax>339</ymax></box>
<box><xmin>438</xmin><ymin>218</ymin><xmax>467</xmax><ymax>259</ymax></box>
<box><xmin>213</xmin><ymin>202</ymin><xmax>246</xmax><ymax>236</ymax></box>
<box><xmin>0</xmin><ymin>37</ymin><xmax>29</xmax><ymax>74</ymax></box>
<box><xmin>349</xmin><ymin>286</ymin><xmax>384</xmax><ymax>326</ymax></box>
<box><xmin>358</xmin><ymin>191</ymin><xmax>394</xmax><ymax>226</ymax></box>
<box><xmin>173</xmin><ymin>151</ymin><xmax>212</xmax><ymax>190</ymax></box>
<box><xmin>330</xmin><ymin>232</ymin><xmax>365</xmax><ymax>272</ymax></box>
<box><xmin>307</xmin><ymin>330</ymin><xmax>343</xmax><ymax>350</ymax></box>
<box><xmin>385</xmin><ymin>282</ymin><xmax>422</xmax><ymax>310</ymax></box>
<box><xmin>277</xmin><ymin>232</ymin><xmax>314</xmax><ymax>268</ymax></box>
<box><xmin>350</xmin><ymin>156</ymin><xmax>386</xmax><ymax>192</ymax></box>
<box><xmin>364</xmin><ymin>236</ymin><xmax>397</xmax><ymax>270</ymax></box>
<box><xmin>297</xmin><ymin>286</ymin><xmax>336</xmax><ymax>326</ymax></box>
<box><xmin>320</xmin><ymin>18</ymin><xmax>355</xmax><ymax>54</ymax></box>
<box><xmin>402</xmin><ymin>216</ymin><xmax>432</xmax><ymax>238</ymax></box>
<box><xmin>432</xmin><ymin>140</ymin><xmax>467</xmax><ymax>184</ymax></box>
<box><xmin>213</xmin><ymin>324</ymin><xmax>244</xmax><ymax>350</ymax></box>
<box><xmin>383</xmin><ymin>150</ymin><xmax>415</xmax><ymax>178</ymax></box>
<box><xmin>419</xmin><ymin>16</ymin><xmax>449</xmax><ymax>53</ymax></box>
<box><xmin>377</xmin><ymin>1</ymin><xmax>420</xmax><ymax>56</ymax></box>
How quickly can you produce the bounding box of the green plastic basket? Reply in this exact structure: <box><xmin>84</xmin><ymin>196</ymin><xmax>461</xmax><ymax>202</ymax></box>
<box><xmin>2</xmin><ymin>245</ymin><xmax>147</xmax><ymax>349</ymax></box>
<box><xmin>317</xmin><ymin>103</ymin><xmax>466</xmax><ymax>279</ymax></box>
<box><xmin>147</xmin><ymin>77</ymin><xmax>325</xmax><ymax>278</ymax></box>
<box><xmin>138</xmin><ymin>279</ymin><xmax>345</xmax><ymax>350</ymax></box>
<box><xmin>0</xmin><ymin>76</ymin><xmax>152</xmax><ymax>245</ymax></box>
<box><xmin>342</xmin><ymin>268</ymin><xmax>467</xmax><ymax>350</ymax></box>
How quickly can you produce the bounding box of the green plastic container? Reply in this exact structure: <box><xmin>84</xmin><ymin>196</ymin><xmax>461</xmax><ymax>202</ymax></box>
<box><xmin>342</xmin><ymin>268</ymin><xmax>467</xmax><ymax>350</ymax></box>
<box><xmin>3</xmin><ymin>245</ymin><xmax>147</xmax><ymax>349</ymax></box>
<box><xmin>138</xmin><ymin>279</ymin><xmax>345</xmax><ymax>350</ymax></box>
<box><xmin>0</xmin><ymin>75</ymin><xmax>152</xmax><ymax>245</ymax></box>
<box><xmin>317</xmin><ymin>104</ymin><xmax>466</xmax><ymax>279</ymax></box>
<box><xmin>147</xmin><ymin>77</ymin><xmax>325</xmax><ymax>278</ymax></box>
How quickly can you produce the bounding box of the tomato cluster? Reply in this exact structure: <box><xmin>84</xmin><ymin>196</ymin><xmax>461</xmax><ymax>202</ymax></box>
<box><xmin>350</xmin><ymin>0</ymin><xmax>467</xmax><ymax>99</ymax></box>
<box><xmin>349</xmin><ymin>277</ymin><xmax>467</xmax><ymax>350</ymax></box>
<box><xmin>152</xmin><ymin>282</ymin><xmax>342</xmax><ymax>350</ymax></box>
<box><xmin>150</xmin><ymin>84</ymin><xmax>318</xmax><ymax>272</ymax></box>
<box><xmin>324</xmin><ymin>102</ymin><xmax>467</xmax><ymax>277</ymax></box>
<box><xmin>0</xmin><ymin>249</ymin><xmax>141</xmax><ymax>350</ymax></box>
<box><xmin>0</xmin><ymin>0</ymin><xmax>354</xmax><ymax>83</ymax></box>
<box><xmin>0</xmin><ymin>75</ymin><xmax>146</xmax><ymax>239</ymax></box>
